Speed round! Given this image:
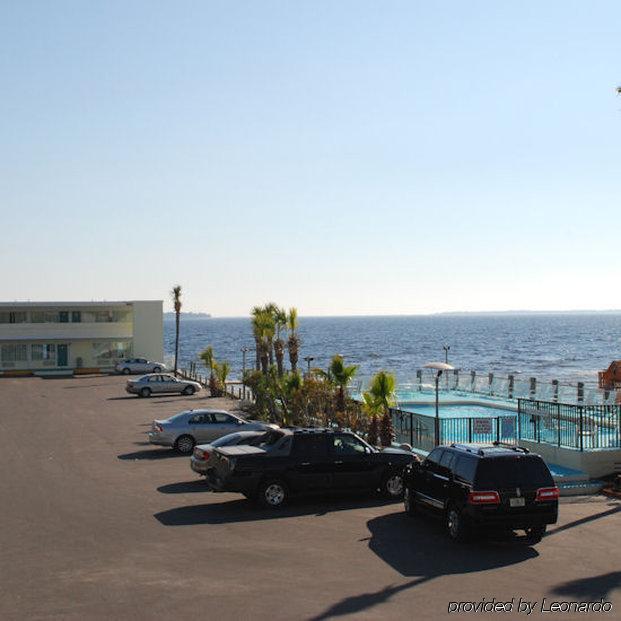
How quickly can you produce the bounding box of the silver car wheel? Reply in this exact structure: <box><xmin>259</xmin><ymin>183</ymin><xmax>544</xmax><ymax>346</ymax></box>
<box><xmin>176</xmin><ymin>436</ymin><xmax>194</xmax><ymax>454</ymax></box>
<box><xmin>385</xmin><ymin>474</ymin><xmax>404</xmax><ymax>497</ymax></box>
<box><xmin>264</xmin><ymin>483</ymin><xmax>285</xmax><ymax>506</ymax></box>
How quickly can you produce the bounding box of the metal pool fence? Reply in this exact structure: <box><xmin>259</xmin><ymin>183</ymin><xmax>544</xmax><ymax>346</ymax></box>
<box><xmin>391</xmin><ymin>399</ymin><xmax>621</xmax><ymax>453</ymax></box>
<box><xmin>390</xmin><ymin>408</ymin><xmax>517</xmax><ymax>451</ymax></box>
<box><xmin>518</xmin><ymin>399</ymin><xmax>621</xmax><ymax>451</ymax></box>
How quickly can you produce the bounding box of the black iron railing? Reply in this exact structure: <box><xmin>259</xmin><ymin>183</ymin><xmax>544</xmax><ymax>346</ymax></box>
<box><xmin>518</xmin><ymin>399</ymin><xmax>621</xmax><ymax>451</ymax></box>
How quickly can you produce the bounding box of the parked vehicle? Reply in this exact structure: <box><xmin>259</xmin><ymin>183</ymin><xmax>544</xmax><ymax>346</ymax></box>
<box><xmin>403</xmin><ymin>443</ymin><xmax>559</xmax><ymax>544</ymax></box>
<box><xmin>115</xmin><ymin>358</ymin><xmax>167</xmax><ymax>374</ymax></box>
<box><xmin>206</xmin><ymin>428</ymin><xmax>417</xmax><ymax>508</ymax></box>
<box><xmin>191</xmin><ymin>430</ymin><xmax>269</xmax><ymax>476</ymax></box>
<box><xmin>148</xmin><ymin>409</ymin><xmax>277</xmax><ymax>454</ymax></box>
<box><xmin>126</xmin><ymin>374</ymin><xmax>201</xmax><ymax>398</ymax></box>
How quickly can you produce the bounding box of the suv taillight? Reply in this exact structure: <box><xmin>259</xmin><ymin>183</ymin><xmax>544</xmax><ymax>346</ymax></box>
<box><xmin>535</xmin><ymin>487</ymin><xmax>559</xmax><ymax>502</ymax></box>
<box><xmin>468</xmin><ymin>491</ymin><xmax>501</xmax><ymax>505</ymax></box>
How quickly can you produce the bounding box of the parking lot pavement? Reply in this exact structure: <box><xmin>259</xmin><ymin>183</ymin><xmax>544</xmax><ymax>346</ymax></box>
<box><xmin>0</xmin><ymin>375</ymin><xmax>620</xmax><ymax>621</ymax></box>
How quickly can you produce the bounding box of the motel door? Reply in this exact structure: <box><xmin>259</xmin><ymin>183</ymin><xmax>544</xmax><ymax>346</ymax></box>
<box><xmin>57</xmin><ymin>344</ymin><xmax>68</xmax><ymax>367</ymax></box>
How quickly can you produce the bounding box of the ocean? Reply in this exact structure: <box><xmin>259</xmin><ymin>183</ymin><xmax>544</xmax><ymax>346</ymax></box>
<box><xmin>163</xmin><ymin>313</ymin><xmax>621</xmax><ymax>386</ymax></box>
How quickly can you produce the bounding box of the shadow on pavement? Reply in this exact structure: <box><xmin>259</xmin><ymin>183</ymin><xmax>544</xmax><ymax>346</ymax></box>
<box><xmin>154</xmin><ymin>494</ymin><xmax>396</xmax><ymax>526</ymax></box>
<box><xmin>552</xmin><ymin>571</ymin><xmax>621</xmax><ymax>600</ymax></box>
<box><xmin>309</xmin><ymin>511</ymin><xmax>538</xmax><ymax>620</ymax></box>
<box><xmin>545</xmin><ymin>505</ymin><xmax>621</xmax><ymax>537</ymax></box>
<box><xmin>117</xmin><ymin>448</ymin><xmax>182</xmax><ymax>460</ymax></box>
<box><xmin>157</xmin><ymin>480</ymin><xmax>210</xmax><ymax>494</ymax></box>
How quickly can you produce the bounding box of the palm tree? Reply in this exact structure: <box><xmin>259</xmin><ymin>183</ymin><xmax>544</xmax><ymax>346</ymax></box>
<box><xmin>369</xmin><ymin>371</ymin><xmax>397</xmax><ymax>447</ymax></box>
<box><xmin>215</xmin><ymin>360</ymin><xmax>231</xmax><ymax>396</ymax></box>
<box><xmin>254</xmin><ymin>310</ymin><xmax>275</xmax><ymax>375</ymax></box>
<box><xmin>286</xmin><ymin>307</ymin><xmax>299</xmax><ymax>372</ymax></box>
<box><xmin>273</xmin><ymin>306</ymin><xmax>287</xmax><ymax>376</ymax></box>
<box><xmin>251</xmin><ymin>306</ymin><xmax>263</xmax><ymax>370</ymax></box>
<box><xmin>199</xmin><ymin>346</ymin><xmax>218</xmax><ymax>395</ymax></box>
<box><xmin>171</xmin><ymin>285</ymin><xmax>182</xmax><ymax>376</ymax></box>
<box><xmin>318</xmin><ymin>355</ymin><xmax>358</xmax><ymax>413</ymax></box>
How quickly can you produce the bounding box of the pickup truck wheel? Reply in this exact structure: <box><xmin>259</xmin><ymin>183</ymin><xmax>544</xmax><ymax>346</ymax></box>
<box><xmin>183</xmin><ymin>385</ymin><xmax>195</xmax><ymax>396</ymax></box>
<box><xmin>403</xmin><ymin>487</ymin><xmax>417</xmax><ymax>516</ymax></box>
<box><xmin>382</xmin><ymin>471</ymin><xmax>404</xmax><ymax>499</ymax></box>
<box><xmin>175</xmin><ymin>435</ymin><xmax>195</xmax><ymax>455</ymax></box>
<box><xmin>140</xmin><ymin>387</ymin><xmax>151</xmax><ymax>398</ymax></box>
<box><xmin>525</xmin><ymin>525</ymin><xmax>546</xmax><ymax>544</ymax></box>
<box><xmin>258</xmin><ymin>479</ymin><xmax>288</xmax><ymax>508</ymax></box>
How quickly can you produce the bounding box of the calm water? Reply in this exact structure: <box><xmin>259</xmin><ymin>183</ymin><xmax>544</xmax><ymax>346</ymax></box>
<box><xmin>164</xmin><ymin>314</ymin><xmax>621</xmax><ymax>386</ymax></box>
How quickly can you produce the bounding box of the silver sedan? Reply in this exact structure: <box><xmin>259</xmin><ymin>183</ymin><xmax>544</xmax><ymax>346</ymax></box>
<box><xmin>126</xmin><ymin>374</ymin><xmax>202</xmax><ymax>398</ymax></box>
<box><xmin>191</xmin><ymin>430</ymin><xmax>267</xmax><ymax>476</ymax></box>
<box><xmin>148</xmin><ymin>409</ymin><xmax>277</xmax><ymax>454</ymax></box>
<box><xmin>115</xmin><ymin>358</ymin><xmax>167</xmax><ymax>374</ymax></box>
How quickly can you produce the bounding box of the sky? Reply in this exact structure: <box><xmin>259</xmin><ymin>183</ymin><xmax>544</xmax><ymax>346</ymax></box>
<box><xmin>1</xmin><ymin>1</ymin><xmax>620</xmax><ymax>316</ymax></box>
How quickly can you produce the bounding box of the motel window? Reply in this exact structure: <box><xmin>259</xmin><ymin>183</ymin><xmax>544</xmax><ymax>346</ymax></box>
<box><xmin>1</xmin><ymin>344</ymin><xmax>28</xmax><ymax>362</ymax></box>
<box><xmin>31</xmin><ymin>311</ymin><xmax>59</xmax><ymax>323</ymax></box>
<box><xmin>71</xmin><ymin>311</ymin><xmax>81</xmax><ymax>323</ymax></box>
<box><xmin>59</xmin><ymin>311</ymin><xmax>69</xmax><ymax>323</ymax></box>
<box><xmin>31</xmin><ymin>344</ymin><xmax>56</xmax><ymax>361</ymax></box>
<box><xmin>0</xmin><ymin>312</ymin><xmax>27</xmax><ymax>324</ymax></box>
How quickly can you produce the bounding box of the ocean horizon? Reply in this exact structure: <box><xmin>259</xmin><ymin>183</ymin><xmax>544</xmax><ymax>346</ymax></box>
<box><xmin>164</xmin><ymin>312</ymin><xmax>621</xmax><ymax>386</ymax></box>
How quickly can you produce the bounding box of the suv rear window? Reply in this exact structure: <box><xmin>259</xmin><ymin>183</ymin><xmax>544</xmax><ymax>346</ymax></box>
<box><xmin>453</xmin><ymin>456</ymin><xmax>477</xmax><ymax>483</ymax></box>
<box><xmin>475</xmin><ymin>456</ymin><xmax>553</xmax><ymax>489</ymax></box>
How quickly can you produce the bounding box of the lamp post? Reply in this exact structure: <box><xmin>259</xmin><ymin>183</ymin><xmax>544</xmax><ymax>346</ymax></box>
<box><xmin>443</xmin><ymin>345</ymin><xmax>450</xmax><ymax>389</ymax></box>
<box><xmin>241</xmin><ymin>347</ymin><xmax>249</xmax><ymax>400</ymax></box>
<box><xmin>424</xmin><ymin>362</ymin><xmax>455</xmax><ymax>446</ymax></box>
<box><xmin>303</xmin><ymin>356</ymin><xmax>314</xmax><ymax>377</ymax></box>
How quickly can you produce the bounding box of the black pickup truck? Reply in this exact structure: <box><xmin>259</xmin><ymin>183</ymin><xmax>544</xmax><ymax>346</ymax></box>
<box><xmin>206</xmin><ymin>428</ymin><xmax>418</xmax><ymax>508</ymax></box>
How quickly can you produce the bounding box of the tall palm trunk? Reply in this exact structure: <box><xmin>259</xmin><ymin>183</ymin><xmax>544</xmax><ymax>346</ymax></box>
<box><xmin>288</xmin><ymin>334</ymin><xmax>299</xmax><ymax>372</ymax></box>
<box><xmin>274</xmin><ymin>338</ymin><xmax>285</xmax><ymax>376</ymax></box>
<box><xmin>174</xmin><ymin>314</ymin><xmax>180</xmax><ymax>375</ymax></box>
<box><xmin>254</xmin><ymin>337</ymin><xmax>261</xmax><ymax>370</ymax></box>
<box><xmin>171</xmin><ymin>285</ymin><xmax>182</xmax><ymax>376</ymax></box>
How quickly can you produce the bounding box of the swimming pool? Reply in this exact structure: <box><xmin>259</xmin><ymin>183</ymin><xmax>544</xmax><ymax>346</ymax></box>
<box><xmin>399</xmin><ymin>402</ymin><xmax>517</xmax><ymax>419</ymax></box>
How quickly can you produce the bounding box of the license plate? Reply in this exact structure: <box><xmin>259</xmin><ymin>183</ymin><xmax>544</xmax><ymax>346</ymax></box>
<box><xmin>510</xmin><ymin>497</ymin><xmax>525</xmax><ymax>507</ymax></box>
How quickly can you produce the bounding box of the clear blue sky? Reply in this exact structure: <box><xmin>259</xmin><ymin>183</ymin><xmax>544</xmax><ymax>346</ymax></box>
<box><xmin>1</xmin><ymin>1</ymin><xmax>619</xmax><ymax>316</ymax></box>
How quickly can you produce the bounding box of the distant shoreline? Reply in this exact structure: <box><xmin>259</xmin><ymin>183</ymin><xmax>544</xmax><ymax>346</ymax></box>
<box><xmin>164</xmin><ymin>310</ymin><xmax>621</xmax><ymax>320</ymax></box>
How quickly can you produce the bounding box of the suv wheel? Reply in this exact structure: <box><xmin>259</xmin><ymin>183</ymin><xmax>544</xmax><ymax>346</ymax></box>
<box><xmin>382</xmin><ymin>471</ymin><xmax>404</xmax><ymax>499</ymax></box>
<box><xmin>175</xmin><ymin>435</ymin><xmax>195</xmax><ymax>455</ymax></box>
<box><xmin>122</xmin><ymin>368</ymin><xmax>131</xmax><ymax>375</ymax></box>
<box><xmin>183</xmin><ymin>385</ymin><xmax>195</xmax><ymax>396</ymax></box>
<box><xmin>257</xmin><ymin>479</ymin><xmax>288</xmax><ymax>509</ymax></box>
<box><xmin>404</xmin><ymin>487</ymin><xmax>417</xmax><ymax>516</ymax></box>
<box><xmin>525</xmin><ymin>525</ymin><xmax>546</xmax><ymax>544</ymax></box>
<box><xmin>140</xmin><ymin>387</ymin><xmax>151</xmax><ymax>398</ymax></box>
<box><xmin>446</xmin><ymin>505</ymin><xmax>470</xmax><ymax>543</ymax></box>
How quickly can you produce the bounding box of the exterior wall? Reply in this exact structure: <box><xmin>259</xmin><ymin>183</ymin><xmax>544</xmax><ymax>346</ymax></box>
<box><xmin>131</xmin><ymin>301</ymin><xmax>163</xmax><ymax>362</ymax></box>
<box><xmin>520</xmin><ymin>440</ymin><xmax>621</xmax><ymax>478</ymax></box>
<box><xmin>0</xmin><ymin>300</ymin><xmax>163</xmax><ymax>373</ymax></box>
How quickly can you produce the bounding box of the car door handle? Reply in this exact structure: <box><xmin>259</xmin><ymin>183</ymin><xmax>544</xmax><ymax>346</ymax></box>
<box><xmin>300</xmin><ymin>462</ymin><xmax>311</xmax><ymax>466</ymax></box>
<box><xmin>333</xmin><ymin>461</ymin><xmax>343</xmax><ymax>465</ymax></box>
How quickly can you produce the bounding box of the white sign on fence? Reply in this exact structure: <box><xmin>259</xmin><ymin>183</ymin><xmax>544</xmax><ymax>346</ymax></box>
<box><xmin>473</xmin><ymin>418</ymin><xmax>493</xmax><ymax>435</ymax></box>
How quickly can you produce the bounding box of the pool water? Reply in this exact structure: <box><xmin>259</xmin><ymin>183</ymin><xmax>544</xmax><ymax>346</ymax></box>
<box><xmin>399</xmin><ymin>403</ymin><xmax>516</xmax><ymax>419</ymax></box>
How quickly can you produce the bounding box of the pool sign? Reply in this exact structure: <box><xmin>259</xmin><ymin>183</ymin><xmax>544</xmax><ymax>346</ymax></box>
<box><xmin>473</xmin><ymin>418</ymin><xmax>493</xmax><ymax>434</ymax></box>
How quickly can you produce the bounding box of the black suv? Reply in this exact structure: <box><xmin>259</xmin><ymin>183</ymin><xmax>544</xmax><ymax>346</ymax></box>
<box><xmin>207</xmin><ymin>428</ymin><xmax>417</xmax><ymax>508</ymax></box>
<box><xmin>402</xmin><ymin>443</ymin><xmax>559</xmax><ymax>543</ymax></box>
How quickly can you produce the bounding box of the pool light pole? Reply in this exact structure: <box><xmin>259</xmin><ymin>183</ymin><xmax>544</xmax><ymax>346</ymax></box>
<box><xmin>303</xmin><ymin>356</ymin><xmax>315</xmax><ymax>377</ymax></box>
<box><xmin>424</xmin><ymin>362</ymin><xmax>455</xmax><ymax>446</ymax></box>
<box><xmin>241</xmin><ymin>346</ymin><xmax>249</xmax><ymax>399</ymax></box>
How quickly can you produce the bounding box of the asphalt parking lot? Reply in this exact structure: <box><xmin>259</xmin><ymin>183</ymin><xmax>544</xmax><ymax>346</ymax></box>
<box><xmin>0</xmin><ymin>375</ymin><xmax>619</xmax><ymax>620</ymax></box>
